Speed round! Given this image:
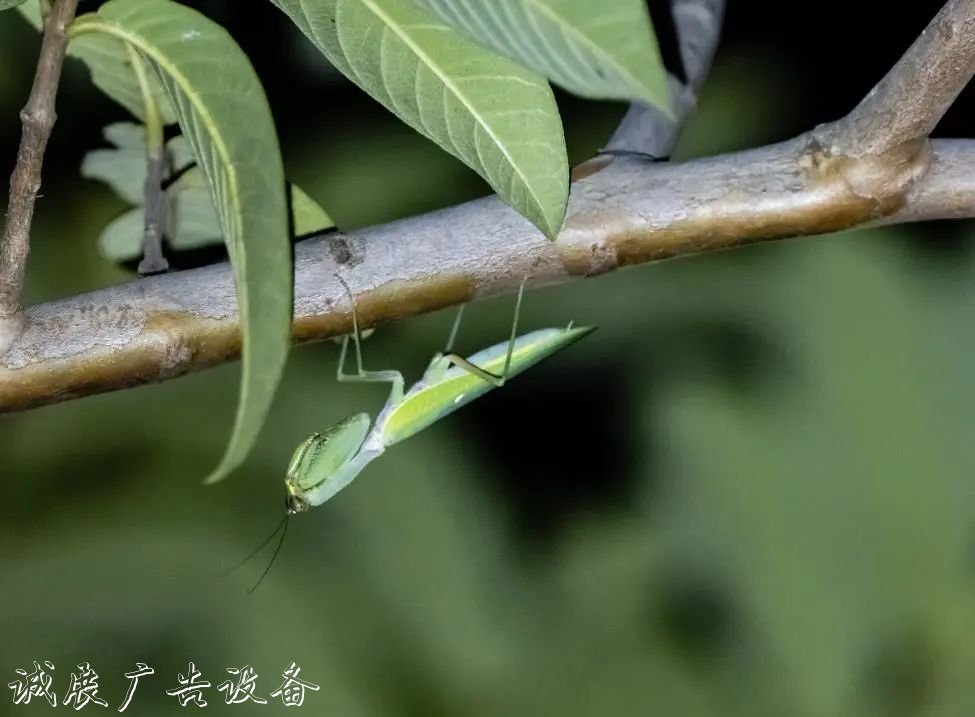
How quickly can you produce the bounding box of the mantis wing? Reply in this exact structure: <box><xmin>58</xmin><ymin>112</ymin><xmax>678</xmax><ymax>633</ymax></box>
<box><xmin>375</xmin><ymin>326</ymin><xmax>595</xmax><ymax>447</ymax></box>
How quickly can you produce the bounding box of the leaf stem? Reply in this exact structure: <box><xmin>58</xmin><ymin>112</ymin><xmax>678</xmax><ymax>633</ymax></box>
<box><xmin>126</xmin><ymin>42</ymin><xmax>169</xmax><ymax>275</ymax></box>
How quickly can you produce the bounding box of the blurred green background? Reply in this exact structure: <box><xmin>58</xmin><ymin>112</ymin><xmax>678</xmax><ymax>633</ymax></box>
<box><xmin>3</xmin><ymin>1</ymin><xmax>975</xmax><ymax>715</ymax></box>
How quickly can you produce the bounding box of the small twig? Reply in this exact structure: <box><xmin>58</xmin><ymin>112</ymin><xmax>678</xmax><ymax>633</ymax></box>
<box><xmin>0</xmin><ymin>0</ymin><xmax>79</xmax><ymax>325</ymax></box>
<box><xmin>821</xmin><ymin>0</ymin><xmax>975</xmax><ymax>156</ymax></box>
<box><xmin>127</xmin><ymin>44</ymin><xmax>169</xmax><ymax>275</ymax></box>
<box><xmin>603</xmin><ymin>0</ymin><xmax>726</xmax><ymax>158</ymax></box>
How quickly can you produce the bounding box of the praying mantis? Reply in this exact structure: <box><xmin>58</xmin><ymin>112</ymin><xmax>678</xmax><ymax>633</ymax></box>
<box><xmin>237</xmin><ymin>276</ymin><xmax>594</xmax><ymax>590</ymax></box>
<box><xmin>283</xmin><ymin>276</ymin><xmax>596</xmax><ymax>515</ymax></box>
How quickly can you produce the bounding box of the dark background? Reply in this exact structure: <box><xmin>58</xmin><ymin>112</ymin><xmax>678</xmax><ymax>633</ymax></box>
<box><xmin>2</xmin><ymin>1</ymin><xmax>975</xmax><ymax>715</ymax></box>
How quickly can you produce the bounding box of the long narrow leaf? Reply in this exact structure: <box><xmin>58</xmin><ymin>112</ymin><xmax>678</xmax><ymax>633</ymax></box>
<box><xmin>72</xmin><ymin>0</ymin><xmax>292</xmax><ymax>483</ymax></box>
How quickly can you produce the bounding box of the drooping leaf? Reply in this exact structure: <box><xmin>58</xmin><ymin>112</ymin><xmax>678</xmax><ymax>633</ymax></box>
<box><xmin>17</xmin><ymin>0</ymin><xmax>176</xmax><ymax>123</ymax></box>
<box><xmin>269</xmin><ymin>0</ymin><xmax>569</xmax><ymax>238</ymax></box>
<box><xmin>72</xmin><ymin>0</ymin><xmax>292</xmax><ymax>483</ymax></box>
<box><xmin>0</xmin><ymin>0</ymin><xmax>27</xmax><ymax>12</ymax></box>
<box><xmin>415</xmin><ymin>0</ymin><xmax>670</xmax><ymax>111</ymax></box>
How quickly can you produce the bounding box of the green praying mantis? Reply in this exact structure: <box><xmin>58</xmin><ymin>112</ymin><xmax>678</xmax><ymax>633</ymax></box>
<box><xmin>240</xmin><ymin>276</ymin><xmax>594</xmax><ymax>590</ymax></box>
<box><xmin>284</xmin><ymin>276</ymin><xmax>595</xmax><ymax>513</ymax></box>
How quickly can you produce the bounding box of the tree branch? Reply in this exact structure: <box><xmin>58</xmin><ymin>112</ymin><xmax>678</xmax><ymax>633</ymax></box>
<box><xmin>1</xmin><ymin>133</ymin><xmax>969</xmax><ymax>413</ymax></box>
<box><xmin>819</xmin><ymin>0</ymin><xmax>975</xmax><ymax>156</ymax></box>
<box><xmin>603</xmin><ymin>0</ymin><xmax>726</xmax><ymax>158</ymax></box>
<box><xmin>1</xmin><ymin>0</ymin><xmax>974</xmax><ymax>413</ymax></box>
<box><xmin>0</xmin><ymin>0</ymin><xmax>79</xmax><ymax>347</ymax></box>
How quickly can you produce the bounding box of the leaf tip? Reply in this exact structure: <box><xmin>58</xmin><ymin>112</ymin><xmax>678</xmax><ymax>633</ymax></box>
<box><xmin>202</xmin><ymin>438</ymin><xmax>247</xmax><ymax>486</ymax></box>
<box><xmin>202</xmin><ymin>460</ymin><xmax>235</xmax><ymax>485</ymax></box>
<box><xmin>536</xmin><ymin>203</ymin><xmax>567</xmax><ymax>241</ymax></box>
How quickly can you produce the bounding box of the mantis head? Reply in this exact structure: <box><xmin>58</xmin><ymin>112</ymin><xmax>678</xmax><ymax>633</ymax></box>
<box><xmin>284</xmin><ymin>413</ymin><xmax>372</xmax><ymax>513</ymax></box>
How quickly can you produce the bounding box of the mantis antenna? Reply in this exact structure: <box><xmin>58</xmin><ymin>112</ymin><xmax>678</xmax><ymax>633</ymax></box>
<box><xmin>247</xmin><ymin>514</ymin><xmax>289</xmax><ymax>594</ymax></box>
<box><xmin>224</xmin><ymin>511</ymin><xmax>289</xmax><ymax>594</ymax></box>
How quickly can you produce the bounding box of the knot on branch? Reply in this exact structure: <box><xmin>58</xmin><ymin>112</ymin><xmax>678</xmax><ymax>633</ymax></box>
<box><xmin>801</xmin><ymin>133</ymin><xmax>934</xmax><ymax>219</ymax></box>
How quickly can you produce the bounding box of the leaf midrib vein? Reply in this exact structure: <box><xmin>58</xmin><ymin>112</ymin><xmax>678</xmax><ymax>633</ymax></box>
<box><xmin>359</xmin><ymin>0</ymin><xmax>548</xmax><ymax>223</ymax></box>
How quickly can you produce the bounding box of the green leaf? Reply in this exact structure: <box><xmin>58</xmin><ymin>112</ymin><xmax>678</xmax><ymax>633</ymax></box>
<box><xmin>97</xmin><ymin>181</ymin><xmax>226</xmax><ymax>261</ymax></box>
<box><xmin>16</xmin><ymin>0</ymin><xmax>176</xmax><ymax>123</ymax></box>
<box><xmin>81</xmin><ymin>124</ymin><xmax>192</xmax><ymax>205</ymax></box>
<box><xmin>414</xmin><ymin>0</ymin><xmax>670</xmax><ymax>111</ymax></box>
<box><xmin>84</xmin><ymin>123</ymin><xmax>333</xmax><ymax>262</ymax></box>
<box><xmin>72</xmin><ymin>0</ymin><xmax>292</xmax><ymax>484</ymax></box>
<box><xmin>69</xmin><ymin>32</ymin><xmax>178</xmax><ymax>124</ymax></box>
<box><xmin>97</xmin><ymin>208</ymin><xmax>145</xmax><ymax>260</ymax></box>
<box><xmin>94</xmin><ymin>169</ymin><xmax>332</xmax><ymax>261</ymax></box>
<box><xmin>96</xmin><ymin>176</ymin><xmax>225</xmax><ymax>263</ymax></box>
<box><xmin>0</xmin><ymin>0</ymin><xmax>27</xmax><ymax>12</ymax></box>
<box><xmin>290</xmin><ymin>183</ymin><xmax>334</xmax><ymax>237</ymax></box>
<box><xmin>104</xmin><ymin>121</ymin><xmax>154</xmax><ymax>150</ymax></box>
<box><xmin>81</xmin><ymin>128</ymin><xmax>151</xmax><ymax>205</ymax></box>
<box><xmin>166</xmin><ymin>167</ymin><xmax>228</xmax><ymax>248</ymax></box>
<box><xmin>269</xmin><ymin>0</ymin><xmax>569</xmax><ymax>238</ymax></box>
<box><xmin>15</xmin><ymin>3</ymin><xmax>42</xmax><ymax>28</ymax></box>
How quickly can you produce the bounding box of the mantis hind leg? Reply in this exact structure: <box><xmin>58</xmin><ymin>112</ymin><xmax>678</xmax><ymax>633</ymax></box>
<box><xmin>444</xmin><ymin>303</ymin><xmax>465</xmax><ymax>354</ymax></box>
<box><xmin>441</xmin><ymin>277</ymin><xmax>526</xmax><ymax>388</ymax></box>
<box><xmin>420</xmin><ymin>301</ymin><xmax>467</xmax><ymax>383</ymax></box>
<box><xmin>335</xmin><ymin>274</ymin><xmax>404</xmax><ymax>405</ymax></box>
